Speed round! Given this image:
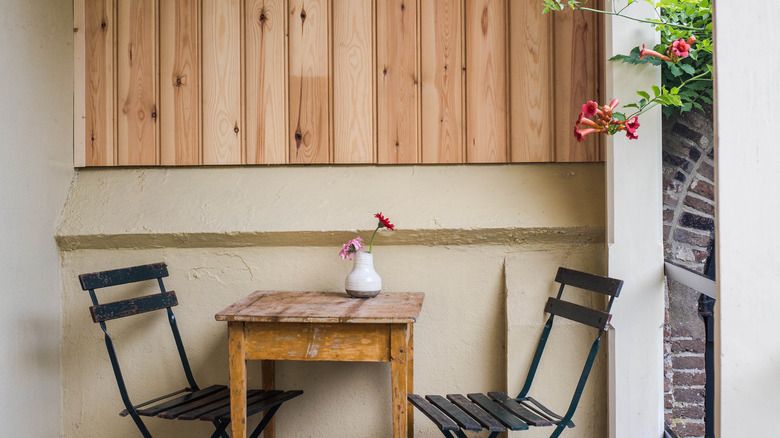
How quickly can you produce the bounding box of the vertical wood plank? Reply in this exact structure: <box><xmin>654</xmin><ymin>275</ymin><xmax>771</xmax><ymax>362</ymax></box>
<box><xmin>420</xmin><ymin>0</ymin><xmax>464</xmax><ymax>163</ymax></box>
<box><xmin>117</xmin><ymin>0</ymin><xmax>159</xmax><ymax>165</ymax></box>
<box><xmin>333</xmin><ymin>0</ymin><xmax>375</xmax><ymax>163</ymax></box>
<box><xmin>228</xmin><ymin>322</ymin><xmax>248</xmax><ymax>438</ymax></box>
<box><xmin>376</xmin><ymin>0</ymin><xmax>419</xmax><ymax>164</ymax></box>
<box><xmin>465</xmin><ymin>0</ymin><xmax>508</xmax><ymax>163</ymax></box>
<box><xmin>289</xmin><ymin>0</ymin><xmax>330</xmax><ymax>164</ymax></box>
<box><xmin>160</xmin><ymin>0</ymin><xmax>200</xmax><ymax>165</ymax></box>
<box><xmin>407</xmin><ymin>326</ymin><xmax>415</xmax><ymax>436</ymax></box>
<box><xmin>509</xmin><ymin>0</ymin><xmax>553</xmax><ymax>162</ymax></box>
<box><xmin>553</xmin><ymin>4</ymin><xmax>601</xmax><ymax>162</ymax></box>
<box><xmin>84</xmin><ymin>0</ymin><xmax>116</xmax><ymax>166</ymax></box>
<box><xmin>203</xmin><ymin>0</ymin><xmax>243</xmax><ymax>165</ymax></box>
<box><xmin>74</xmin><ymin>0</ymin><xmax>88</xmax><ymax>167</ymax></box>
<box><xmin>246</xmin><ymin>0</ymin><xmax>287</xmax><ymax>164</ymax></box>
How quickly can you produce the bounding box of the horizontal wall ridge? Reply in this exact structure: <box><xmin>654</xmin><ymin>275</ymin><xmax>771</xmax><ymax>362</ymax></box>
<box><xmin>56</xmin><ymin>226</ymin><xmax>605</xmax><ymax>251</ymax></box>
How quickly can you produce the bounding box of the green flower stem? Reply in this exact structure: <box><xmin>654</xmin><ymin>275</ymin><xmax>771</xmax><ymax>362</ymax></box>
<box><xmin>627</xmin><ymin>70</ymin><xmax>712</xmax><ymax>118</ymax></box>
<box><xmin>368</xmin><ymin>226</ymin><xmax>379</xmax><ymax>253</ymax></box>
<box><xmin>574</xmin><ymin>6</ymin><xmax>706</xmax><ymax>32</ymax></box>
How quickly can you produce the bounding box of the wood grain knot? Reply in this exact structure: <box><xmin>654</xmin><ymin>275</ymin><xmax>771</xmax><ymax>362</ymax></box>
<box><xmin>259</xmin><ymin>12</ymin><xmax>267</xmax><ymax>23</ymax></box>
<box><xmin>300</xmin><ymin>8</ymin><xmax>307</xmax><ymax>22</ymax></box>
<box><xmin>401</xmin><ymin>3</ymin><xmax>405</xmax><ymax>11</ymax></box>
<box><xmin>234</xmin><ymin>123</ymin><xmax>240</xmax><ymax>134</ymax></box>
<box><xmin>175</xmin><ymin>76</ymin><xmax>183</xmax><ymax>87</ymax></box>
<box><xmin>101</xmin><ymin>21</ymin><xmax>107</xmax><ymax>30</ymax></box>
<box><xmin>481</xmin><ymin>7</ymin><xmax>489</xmax><ymax>35</ymax></box>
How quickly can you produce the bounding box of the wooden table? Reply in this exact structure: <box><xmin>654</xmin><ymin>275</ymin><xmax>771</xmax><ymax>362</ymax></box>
<box><xmin>215</xmin><ymin>291</ymin><xmax>425</xmax><ymax>438</ymax></box>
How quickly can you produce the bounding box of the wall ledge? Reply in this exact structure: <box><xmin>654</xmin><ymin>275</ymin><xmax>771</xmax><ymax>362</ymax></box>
<box><xmin>55</xmin><ymin>226</ymin><xmax>604</xmax><ymax>251</ymax></box>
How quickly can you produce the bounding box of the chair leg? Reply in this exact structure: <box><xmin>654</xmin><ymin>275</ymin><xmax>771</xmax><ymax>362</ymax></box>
<box><xmin>549</xmin><ymin>423</ymin><xmax>567</xmax><ymax>438</ymax></box>
<box><xmin>249</xmin><ymin>405</ymin><xmax>281</xmax><ymax>438</ymax></box>
<box><xmin>209</xmin><ymin>420</ymin><xmax>231</xmax><ymax>438</ymax></box>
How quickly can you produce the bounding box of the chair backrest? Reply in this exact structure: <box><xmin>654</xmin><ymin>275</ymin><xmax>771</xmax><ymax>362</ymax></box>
<box><xmin>78</xmin><ymin>262</ymin><xmax>199</xmax><ymax>432</ymax></box>
<box><xmin>517</xmin><ymin>267</ymin><xmax>623</xmax><ymax>430</ymax></box>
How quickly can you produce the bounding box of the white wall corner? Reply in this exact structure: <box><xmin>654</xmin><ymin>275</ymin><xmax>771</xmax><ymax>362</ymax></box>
<box><xmin>603</xmin><ymin>2</ymin><xmax>665</xmax><ymax>437</ymax></box>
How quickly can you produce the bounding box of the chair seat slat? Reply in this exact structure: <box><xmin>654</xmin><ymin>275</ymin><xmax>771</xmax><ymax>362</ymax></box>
<box><xmin>90</xmin><ymin>291</ymin><xmax>178</xmax><ymax>323</ymax></box>
<box><xmin>79</xmin><ymin>263</ymin><xmax>168</xmax><ymax>290</ymax></box>
<box><xmin>425</xmin><ymin>395</ymin><xmax>483</xmax><ymax>431</ymax></box>
<box><xmin>406</xmin><ymin>395</ymin><xmax>460</xmax><ymax>431</ymax></box>
<box><xmin>447</xmin><ymin>394</ymin><xmax>506</xmax><ymax>432</ymax></box>
<box><xmin>136</xmin><ymin>385</ymin><xmax>225</xmax><ymax>416</ymax></box>
<box><xmin>157</xmin><ymin>388</ymin><xmax>241</xmax><ymax>419</ymax></box>
<box><xmin>467</xmin><ymin>393</ymin><xmax>529</xmax><ymax>431</ymax></box>
<box><xmin>215</xmin><ymin>390</ymin><xmax>304</xmax><ymax>422</ymax></box>
<box><xmin>545</xmin><ymin>297</ymin><xmax>611</xmax><ymax>330</ymax></box>
<box><xmin>488</xmin><ymin>392</ymin><xmax>553</xmax><ymax>427</ymax></box>
<box><xmin>197</xmin><ymin>390</ymin><xmax>281</xmax><ymax>421</ymax></box>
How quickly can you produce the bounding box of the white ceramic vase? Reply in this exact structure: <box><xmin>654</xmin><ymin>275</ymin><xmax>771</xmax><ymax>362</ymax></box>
<box><xmin>345</xmin><ymin>251</ymin><xmax>382</xmax><ymax>298</ymax></box>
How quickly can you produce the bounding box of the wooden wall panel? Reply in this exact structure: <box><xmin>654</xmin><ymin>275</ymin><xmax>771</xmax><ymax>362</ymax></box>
<box><xmin>333</xmin><ymin>0</ymin><xmax>375</xmax><ymax>164</ymax></box>
<box><xmin>117</xmin><ymin>0</ymin><xmax>158</xmax><ymax>165</ymax></box>
<box><xmin>552</xmin><ymin>5</ymin><xmax>602</xmax><ymax>162</ymax></box>
<box><xmin>246</xmin><ymin>0</ymin><xmax>287</xmax><ymax>164</ymax></box>
<box><xmin>160</xmin><ymin>0</ymin><xmax>200</xmax><ymax>165</ymax></box>
<box><xmin>376</xmin><ymin>0</ymin><xmax>419</xmax><ymax>164</ymax></box>
<box><xmin>421</xmin><ymin>0</ymin><xmax>464</xmax><ymax>163</ymax></box>
<box><xmin>289</xmin><ymin>0</ymin><xmax>330</xmax><ymax>164</ymax></box>
<box><xmin>202</xmin><ymin>0</ymin><xmax>243</xmax><ymax>165</ymax></box>
<box><xmin>83</xmin><ymin>0</ymin><xmax>116</xmax><ymax>166</ymax></box>
<box><xmin>465</xmin><ymin>0</ymin><xmax>508</xmax><ymax>163</ymax></box>
<box><xmin>75</xmin><ymin>0</ymin><xmax>604</xmax><ymax>166</ymax></box>
<box><xmin>509</xmin><ymin>0</ymin><xmax>553</xmax><ymax>162</ymax></box>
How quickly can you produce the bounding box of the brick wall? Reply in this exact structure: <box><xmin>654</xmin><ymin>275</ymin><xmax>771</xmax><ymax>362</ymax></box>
<box><xmin>662</xmin><ymin>106</ymin><xmax>714</xmax><ymax>438</ymax></box>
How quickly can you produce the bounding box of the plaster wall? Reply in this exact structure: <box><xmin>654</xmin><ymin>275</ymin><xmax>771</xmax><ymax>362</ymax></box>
<box><xmin>714</xmin><ymin>2</ymin><xmax>780</xmax><ymax>436</ymax></box>
<box><xmin>58</xmin><ymin>165</ymin><xmax>606</xmax><ymax>437</ymax></box>
<box><xmin>0</xmin><ymin>0</ymin><xmax>74</xmax><ymax>436</ymax></box>
<box><xmin>604</xmin><ymin>3</ymin><xmax>666</xmax><ymax>436</ymax></box>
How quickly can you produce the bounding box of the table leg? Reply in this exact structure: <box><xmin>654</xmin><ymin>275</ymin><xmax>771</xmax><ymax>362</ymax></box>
<box><xmin>229</xmin><ymin>322</ymin><xmax>247</xmax><ymax>438</ymax></box>
<box><xmin>407</xmin><ymin>325</ymin><xmax>414</xmax><ymax>438</ymax></box>
<box><xmin>262</xmin><ymin>360</ymin><xmax>276</xmax><ymax>438</ymax></box>
<box><xmin>390</xmin><ymin>324</ymin><xmax>409</xmax><ymax>438</ymax></box>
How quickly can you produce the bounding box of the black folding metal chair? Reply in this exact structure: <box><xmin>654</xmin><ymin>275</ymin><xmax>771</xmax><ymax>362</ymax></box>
<box><xmin>78</xmin><ymin>262</ymin><xmax>303</xmax><ymax>438</ymax></box>
<box><xmin>408</xmin><ymin>267</ymin><xmax>623</xmax><ymax>438</ymax></box>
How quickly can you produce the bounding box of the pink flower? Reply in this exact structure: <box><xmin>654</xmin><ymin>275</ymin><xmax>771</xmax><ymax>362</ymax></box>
<box><xmin>625</xmin><ymin>116</ymin><xmax>640</xmax><ymax>134</ymax></box>
<box><xmin>640</xmin><ymin>44</ymin><xmax>671</xmax><ymax>62</ymax></box>
<box><xmin>574</xmin><ymin>127</ymin><xmax>600</xmax><ymax>143</ymax></box>
<box><xmin>581</xmin><ymin>101</ymin><xmax>600</xmax><ymax>118</ymax></box>
<box><xmin>625</xmin><ymin>130</ymin><xmax>638</xmax><ymax>140</ymax></box>
<box><xmin>606</xmin><ymin>99</ymin><xmax>620</xmax><ymax>112</ymax></box>
<box><xmin>339</xmin><ymin>237</ymin><xmax>364</xmax><ymax>260</ymax></box>
<box><xmin>671</xmin><ymin>38</ymin><xmax>690</xmax><ymax>59</ymax></box>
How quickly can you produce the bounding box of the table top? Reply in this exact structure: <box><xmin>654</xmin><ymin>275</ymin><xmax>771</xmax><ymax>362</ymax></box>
<box><xmin>215</xmin><ymin>291</ymin><xmax>425</xmax><ymax>324</ymax></box>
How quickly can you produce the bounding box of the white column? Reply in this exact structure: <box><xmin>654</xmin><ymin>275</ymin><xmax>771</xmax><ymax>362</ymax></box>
<box><xmin>715</xmin><ymin>2</ymin><xmax>780</xmax><ymax>436</ymax></box>
<box><xmin>604</xmin><ymin>2</ymin><xmax>665</xmax><ymax>437</ymax></box>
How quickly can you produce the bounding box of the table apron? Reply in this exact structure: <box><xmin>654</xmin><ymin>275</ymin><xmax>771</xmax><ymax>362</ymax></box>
<box><xmin>243</xmin><ymin>322</ymin><xmax>405</xmax><ymax>362</ymax></box>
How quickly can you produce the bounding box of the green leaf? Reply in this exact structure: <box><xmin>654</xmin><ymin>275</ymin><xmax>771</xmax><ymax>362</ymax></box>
<box><xmin>652</xmin><ymin>85</ymin><xmax>661</xmax><ymax>97</ymax></box>
<box><xmin>680</xmin><ymin>64</ymin><xmax>696</xmax><ymax>75</ymax></box>
<box><xmin>612</xmin><ymin>112</ymin><xmax>627</xmax><ymax>121</ymax></box>
<box><xmin>637</xmin><ymin>91</ymin><xmax>651</xmax><ymax>100</ymax></box>
<box><xmin>623</xmin><ymin>103</ymin><xmax>640</xmax><ymax>109</ymax></box>
<box><xmin>669</xmin><ymin>64</ymin><xmax>683</xmax><ymax>77</ymax></box>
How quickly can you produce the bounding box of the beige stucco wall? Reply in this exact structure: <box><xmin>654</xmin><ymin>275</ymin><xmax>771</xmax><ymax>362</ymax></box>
<box><xmin>0</xmin><ymin>0</ymin><xmax>74</xmax><ymax>436</ymax></box>
<box><xmin>58</xmin><ymin>165</ymin><xmax>606</xmax><ymax>437</ymax></box>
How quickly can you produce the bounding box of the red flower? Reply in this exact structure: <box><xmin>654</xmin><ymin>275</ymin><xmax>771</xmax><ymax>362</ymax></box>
<box><xmin>640</xmin><ymin>44</ymin><xmax>671</xmax><ymax>62</ymax></box>
<box><xmin>625</xmin><ymin>116</ymin><xmax>640</xmax><ymax>134</ymax></box>
<box><xmin>574</xmin><ymin>127</ymin><xmax>600</xmax><ymax>143</ymax></box>
<box><xmin>581</xmin><ymin>101</ymin><xmax>600</xmax><ymax>118</ymax></box>
<box><xmin>625</xmin><ymin>130</ymin><xmax>639</xmax><ymax>140</ymax></box>
<box><xmin>375</xmin><ymin>212</ymin><xmax>395</xmax><ymax>231</ymax></box>
<box><xmin>671</xmin><ymin>38</ymin><xmax>690</xmax><ymax>59</ymax></box>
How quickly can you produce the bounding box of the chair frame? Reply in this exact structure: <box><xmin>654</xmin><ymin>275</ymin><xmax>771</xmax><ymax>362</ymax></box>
<box><xmin>408</xmin><ymin>267</ymin><xmax>623</xmax><ymax>438</ymax></box>
<box><xmin>79</xmin><ymin>262</ymin><xmax>300</xmax><ymax>438</ymax></box>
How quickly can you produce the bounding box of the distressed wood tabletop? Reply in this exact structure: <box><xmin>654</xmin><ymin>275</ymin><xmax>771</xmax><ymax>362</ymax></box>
<box><xmin>215</xmin><ymin>291</ymin><xmax>425</xmax><ymax>324</ymax></box>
